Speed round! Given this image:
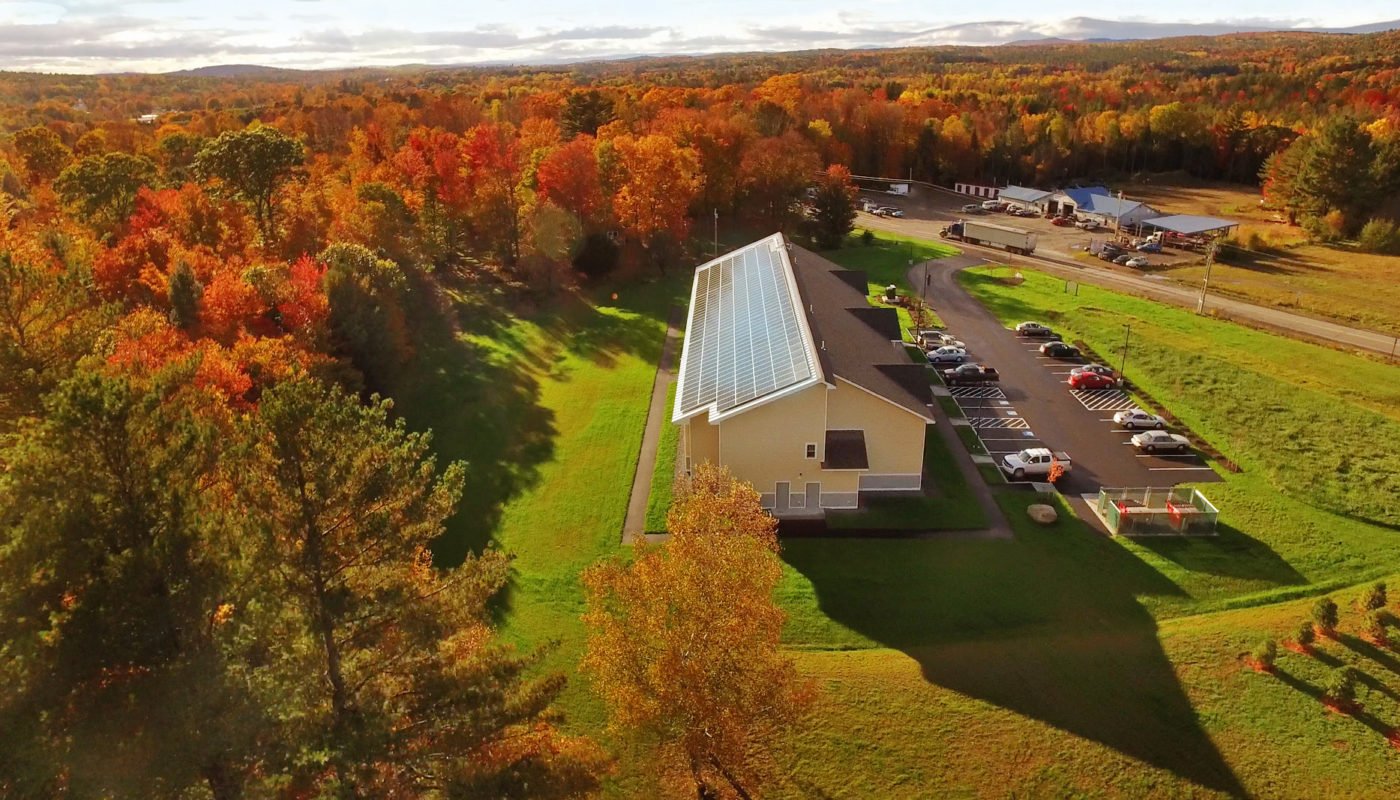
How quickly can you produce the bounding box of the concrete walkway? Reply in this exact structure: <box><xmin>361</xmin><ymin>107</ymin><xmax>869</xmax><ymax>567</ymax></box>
<box><xmin>622</xmin><ymin>306</ymin><xmax>684</xmax><ymax>544</ymax></box>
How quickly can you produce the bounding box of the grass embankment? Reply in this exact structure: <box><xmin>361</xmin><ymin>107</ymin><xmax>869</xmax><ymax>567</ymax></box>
<box><xmin>394</xmin><ymin>275</ymin><xmax>685</xmax><ymax>753</ymax></box>
<box><xmin>823</xmin><ymin>229</ymin><xmax>958</xmax><ymax>336</ymax></box>
<box><xmin>960</xmin><ymin>266</ymin><xmax>1400</xmax><ymax>614</ymax></box>
<box><xmin>826</xmin><ymin>428</ymin><xmax>987</xmax><ymax>531</ymax></box>
<box><xmin>1124</xmin><ymin>178</ymin><xmax>1400</xmax><ymax>335</ymax></box>
<box><xmin>643</xmin><ymin>381</ymin><xmax>680</xmax><ymax>533</ymax></box>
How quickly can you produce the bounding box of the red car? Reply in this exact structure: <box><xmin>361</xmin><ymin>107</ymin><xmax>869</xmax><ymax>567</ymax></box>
<box><xmin>1051</xmin><ymin>216</ymin><xmax>1075</xmax><ymax>227</ymax></box>
<box><xmin>1068</xmin><ymin>371</ymin><xmax>1117</xmax><ymax>390</ymax></box>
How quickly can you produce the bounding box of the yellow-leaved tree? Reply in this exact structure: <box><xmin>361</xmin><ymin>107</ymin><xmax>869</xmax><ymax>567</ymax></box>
<box><xmin>582</xmin><ymin>464</ymin><xmax>815</xmax><ymax>799</ymax></box>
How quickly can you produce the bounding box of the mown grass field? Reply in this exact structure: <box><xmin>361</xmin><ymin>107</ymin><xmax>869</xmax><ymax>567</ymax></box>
<box><xmin>1122</xmin><ymin>177</ymin><xmax>1400</xmax><ymax>335</ymax></box>
<box><xmin>643</xmin><ymin>381</ymin><xmax>680</xmax><ymax>534</ymax></box>
<box><xmin>392</xmin><ymin>241</ymin><xmax>1400</xmax><ymax>798</ymax></box>
<box><xmin>959</xmin><ymin>266</ymin><xmax>1400</xmax><ymax>611</ymax></box>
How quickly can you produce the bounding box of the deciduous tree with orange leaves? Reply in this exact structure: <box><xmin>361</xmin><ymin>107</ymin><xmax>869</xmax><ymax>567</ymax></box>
<box><xmin>582</xmin><ymin>464</ymin><xmax>815</xmax><ymax>800</ymax></box>
<box><xmin>609</xmin><ymin>133</ymin><xmax>701</xmax><ymax>271</ymax></box>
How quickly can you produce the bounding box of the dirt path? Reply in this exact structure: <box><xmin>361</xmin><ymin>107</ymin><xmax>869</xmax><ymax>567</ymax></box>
<box><xmin>621</xmin><ymin>306</ymin><xmax>683</xmax><ymax>544</ymax></box>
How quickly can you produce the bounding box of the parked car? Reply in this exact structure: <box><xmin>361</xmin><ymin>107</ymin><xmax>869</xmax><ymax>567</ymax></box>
<box><xmin>942</xmin><ymin>363</ymin><xmax>1000</xmax><ymax>385</ymax></box>
<box><xmin>860</xmin><ymin>199</ymin><xmax>879</xmax><ymax>212</ymax></box>
<box><xmin>1015</xmin><ymin>321</ymin><xmax>1056</xmax><ymax>337</ymax></box>
<box><xmin>876</xmin><ymin>206</ymin><xmax>904</xmax><ymax>218</ymax></box>
<box><xmin>1051</xmin><ymin>216</ymin><xmax>1075</xmax><ymax>227</ymax></box>
<box><xmin>1125</xmin><ymin>256</ymin><xmax>1150</xmax><ymax>268</ymax></box>
<box><xmin>1075</xmin><ymin>219</ymin><xmax>1099</xmax><ymax>230</ymax></box>
<box><xmin>1068</xmin><ymin>371</ymin><xmax>1118</xmax><ymax>390</ymax></box>
<box><xmin>961</xmin><ymin>203</ymin><xmax>983</xmax><ymax>213</ymax></box>
<box><xmin>981</xmin><ymin>199</ymin><xmax>1005</xmax><ymax>211</ymax></box>
<box><xmin>1113</xmin><ymin>254</ymin><xmax>1134</xmax><ymax>265</ymax></box>
<box><xmin>1012</xmin><ymin>207</ymin><xmax>1038</xmax><ymax>217</ymax></box>
<box><xmin>1130</xmin><ymin>430</ymin><xmax>1192</xmax><ymax>453</ymax></box>
<box><xmin>1000</xmin><ymin>447</ymin><xmax>1073</xmax><ymax>481</ymax></box>
<box><xmin>926</xmin><ymin>346</ymin><xmax>968</xmax><ymax>364</ymax></box>
<box><xmin>1070</xmin><ymin>363</ymin><xmax>1116</xmax><ymax>379</ymax></box>
<box><xmin>1113</xmin><ymin>409</ymin><xmax>1167</xmax><ymax>429</ymax></box>
<box><xmin>1039</xmin><ymin>341</ymin><xmax>1081</xmax><ymax>358</ymax></box>
<box><xmin>919</xmin><ymin>330</ymin><xmax>965</xmax><ymax>350</ymax></box>
<box><xmin>1136</xmin><ymin>241</ymin><xmax>1162</xmax><ymax>253</ymax></box>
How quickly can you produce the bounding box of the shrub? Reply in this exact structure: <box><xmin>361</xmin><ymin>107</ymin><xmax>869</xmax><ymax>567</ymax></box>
<box><xmin>1251</xmin><ymin>639</ymin><xmax>1278</xmax><ymax>670</ymax></box>
<box><xmin>1360</xmin><ymin>581</ymin><xmax>1388</xmax><ymax>612</ymax></box>
<box><xmin>1364</xmin><ymin>610</ymin><xmax>1390</xmax><ymax>642</ymax></box>
<box><xmin>1311</xmin><ymin>596</ymin><xmax>1339</xmax><ymax>634</ymax></box>
<box><xmin>860</xmin><ymin>229</ymin><xmax>875</xmax><ymax>247</ymax></box>
<box><xmin>1322</xmin><ymin>666</ymin><xmax>1358</xmax><ymax>705</ymax></box>
<box><xmin>1295</xmin><ymin>618</ymin><xmax>1316</xmax><ymax>647</ymax></box>
<box><xmin>1358</xmin><ymin>219</ymin><xmax>1400</xmax><ymax>255</ymax></box>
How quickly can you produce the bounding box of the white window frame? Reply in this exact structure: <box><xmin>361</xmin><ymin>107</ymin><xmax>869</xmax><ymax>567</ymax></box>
<box><xmin>805</xmin><ymin>442</ymin><xmax>818</xmax><ymax>459</ymax></box>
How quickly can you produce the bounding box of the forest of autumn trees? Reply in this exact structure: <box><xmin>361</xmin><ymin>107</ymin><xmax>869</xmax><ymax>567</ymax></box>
<box><xmin>1</xmin><ymin>29</ymin><xmax>1399</xmax><ymax>798</ymax></box>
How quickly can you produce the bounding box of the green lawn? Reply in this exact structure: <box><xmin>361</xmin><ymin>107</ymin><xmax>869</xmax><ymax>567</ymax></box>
<box><xmin>643</xmin><ymin>381</ymin><xmax>680</xmax><ymax>533</ymax></box>
<box><xmin>959</xmin><ymin>266</ymin><xmax>1400</xmax><ymax>614</ymax></box>
<box><xmin>826</xmin><ymin>428</ymin><xmax>987</xmax><ymax>531</ymax></box>
<box><xmin>388</xmin><ymin>251</ymin><xmax>1400</xmax><ymax>798</ymax></box>
<box><xmin>822</xmin><ymin>229</ymin><xmax>958</xmax><ymax>335</ymax></box>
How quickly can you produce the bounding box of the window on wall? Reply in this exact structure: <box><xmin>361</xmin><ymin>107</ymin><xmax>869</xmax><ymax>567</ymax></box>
<box><xmin>805</xmin><ymin>443</ymin><xmax>817</xmax><ymax>459</ymax></box>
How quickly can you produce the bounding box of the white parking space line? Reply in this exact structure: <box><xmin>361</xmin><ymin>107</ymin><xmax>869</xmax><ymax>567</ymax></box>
<box><xmin>1148</xmin><ymin>466</ymin><xmax>1216</xmax><ymax>471</ymax></box>
<box><xmin>1134</xmin><ymin>454</ymin><xmax>1199</xmax><ymax>459</ymax></box>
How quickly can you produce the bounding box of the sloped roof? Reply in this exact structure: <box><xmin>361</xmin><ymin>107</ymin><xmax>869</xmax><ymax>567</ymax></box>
<box><xmin>672</xmin><ymin>234</ymin><xmax>823</xmax><ymax>424</ymax></box>
<box><xmin>1081</xmin><ymin>194</ymin><xmax>1149</xmax><ymax>220</ymax></box>
<box><xmin>787</xmin><ymin>244</ymin><xmax>935</xmax><ymax>423</ymax></box>
<box><xmin>999</xmin><ymin>185</ymin><xmax>1051</xmax><ymax>204</ymax></box>
<box><xmin>1143</xmin><ymin>215</ymin><xmax>1241</xmax><ymax>235</ymax></box>
<box><xmin>1058</xmin><ymin>186</ymin><xmax>1110</xmax><ymax>206</ymax></box>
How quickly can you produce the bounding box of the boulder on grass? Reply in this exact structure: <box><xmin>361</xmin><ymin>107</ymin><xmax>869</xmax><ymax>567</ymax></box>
<box><xmin>1027</xmin><ymin>503</ymin><xmax>1058</xmax><ymax>525</ymax></box>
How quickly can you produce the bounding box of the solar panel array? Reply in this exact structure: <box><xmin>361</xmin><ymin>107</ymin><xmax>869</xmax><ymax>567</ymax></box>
<box><xmin>677</xmin><ymin>238</ymin><xmax>816</xmax><ymax>418</ymax></box>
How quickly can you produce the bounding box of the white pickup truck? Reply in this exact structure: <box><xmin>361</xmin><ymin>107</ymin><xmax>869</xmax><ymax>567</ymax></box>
<box><xmin>1001</xmin><ymin>448</ymin><xmax>1072</xmax><ymax>481</ymax></box>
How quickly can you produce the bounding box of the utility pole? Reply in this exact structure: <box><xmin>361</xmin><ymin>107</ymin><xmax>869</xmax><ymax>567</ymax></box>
<box><xmin>712</xmin><ymin>208</ymin><xmax>718</xmax><ymax>257</ymax></box>
<box><xmin>1197</xmin><ymin>239</ymin><xmax>1218</xmax><ymax>314</ymax></box>
<box><xmin>1114</xmin><ymin>190</ymin><xmax>1123</xmax><ymax>243</ymax></box>
<box><xmin>1119</xmin><ymin>324</ymin><xmax>1131</xmax><ymax>380</ymax></box>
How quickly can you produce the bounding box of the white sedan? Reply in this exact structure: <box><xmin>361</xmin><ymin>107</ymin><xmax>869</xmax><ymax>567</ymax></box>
<box><xmin>1114</xmin><ymin>409</ymin><xmax>1167</xmax><ymax>429</ymax></box>
<box><xmin>1125</xmin><ymin>256</ymin><xmax>1151</xmax><ymax>268</ymax></box>
<box><xmin>926</xmin><ymin>346</ymin><xmax>968</xmax><ymax>364</ymax></box>
<box><xmin>1131</xmin><ymin>430</ymin><xmax>1192</xmax><ymax>453</ymax></box>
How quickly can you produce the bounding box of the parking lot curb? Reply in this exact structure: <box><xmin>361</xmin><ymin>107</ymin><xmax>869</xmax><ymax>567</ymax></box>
<box><xmin>970</xmin><ymin>454</ymin><xmax>995</xmax><ymax>464</ymax></box>
<box><xmin>949</xmin><ymin>418</ymin><xmax>972</xmax><ymax>426</ymax></box>
<box><xmin>931</xmin><ymin>385</ymin><xmax>952</xmax><ymax>396</ymax></box>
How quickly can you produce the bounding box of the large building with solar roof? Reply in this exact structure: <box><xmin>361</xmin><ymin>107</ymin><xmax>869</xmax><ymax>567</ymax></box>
<box><xmin>671</xmin><ymin>233</ymin><xmax>935</xmax><ymax>517</ymax></box>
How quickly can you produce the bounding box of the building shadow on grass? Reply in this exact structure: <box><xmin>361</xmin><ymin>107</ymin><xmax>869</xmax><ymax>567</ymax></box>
<box><xmin>1132</xmin><ymin>522</ymin><xmax>1307</xmax><ymax>587</ymax></box>
<box><xmin>782</xmin><ymin>497</ymin><xmax>1247</xmax><ymax>796</ymax></box>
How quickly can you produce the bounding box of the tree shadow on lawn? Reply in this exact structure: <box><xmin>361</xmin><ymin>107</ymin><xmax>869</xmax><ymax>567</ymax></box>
<box><xmin>1273</xmin><ymin>668</ymin><xmax>1397</xmax><ymax>739</ymax></box>
<box><xmin>782</xmin><ymin>496</ymin><xmax>1246</xmax><ymax>796</ymax></box>
<box><xmin>392</xmin><ymin>277</ymin><xmax>558</xmax><ymax>570</ymax></box>
<box><xmin>1132</xmin><ymin>522</ymin><xmax>1307</xmax><ymax>588</ymax></box>
<box><xmin>1336</xmin><ymin>634</ymin><xmax>1400</xmax><ymax>683</ymax></box>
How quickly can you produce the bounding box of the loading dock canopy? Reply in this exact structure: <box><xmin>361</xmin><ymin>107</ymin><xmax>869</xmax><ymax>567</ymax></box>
<box><xmin>1143</xmin><ymin>215</ymin><xmax>1240</xmax><ymax>236</ymax></box>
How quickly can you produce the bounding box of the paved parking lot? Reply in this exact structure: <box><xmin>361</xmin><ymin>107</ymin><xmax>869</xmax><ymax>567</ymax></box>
<box><xmin>921</xmin><ymin>255</ymin><xmax>1221</xmax><ymax>494</ymax></box>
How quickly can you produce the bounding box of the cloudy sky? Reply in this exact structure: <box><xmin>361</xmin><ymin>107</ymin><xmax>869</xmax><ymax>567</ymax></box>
<box><xmin>2</xmin><ymin>0</ymin><xmax>1397</xmax><ymax>73</ymax></box>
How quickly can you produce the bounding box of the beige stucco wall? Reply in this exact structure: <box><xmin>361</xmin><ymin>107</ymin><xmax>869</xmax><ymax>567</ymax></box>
<box><xmin>716</xmin><ymin>384</ymin><xmax>831</xmax><ymax>497</ymax></box>
<box><xmin>826</xmin><ymin>379</ymin><xmax>927</xmax><ymax>477</ymax></box>
<box><xmin>685</xmin><ymin>410</ymin><xmax>720</xmax><ymax>469</ymax></box>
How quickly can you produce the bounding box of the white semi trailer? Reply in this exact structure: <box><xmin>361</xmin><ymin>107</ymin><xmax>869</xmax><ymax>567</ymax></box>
<box><xmin>940</xmin><ymin>220</ymin><xmax>1038</xmax><ymax>255</ymax></box>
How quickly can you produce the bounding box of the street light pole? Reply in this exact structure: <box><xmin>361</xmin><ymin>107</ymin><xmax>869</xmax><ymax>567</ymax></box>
<box><xmin>712</xmin><ymin>208</ymin><xmax>718</xmax><ymax>257</ymax></box>
<box><xmin>1119</xmin><ymin>324</ymin><xmax>1131</xmax><ymax>379</ymax></box>
<box><xmin>1197</xmin><ymin>239</ymin><xmax>1218</xmax><ymax>314</ymax></box>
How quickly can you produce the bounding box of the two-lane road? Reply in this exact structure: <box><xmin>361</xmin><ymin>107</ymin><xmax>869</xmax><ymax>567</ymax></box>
<box><xmin>866</xmin><ymin>209</ymin><xmax>1398</xmax><ymax>356</ymax></box>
